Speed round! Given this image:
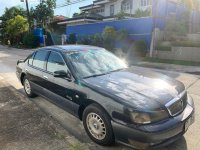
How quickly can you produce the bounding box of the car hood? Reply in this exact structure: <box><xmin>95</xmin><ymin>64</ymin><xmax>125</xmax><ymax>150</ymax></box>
<box><xmin>83</xmin><ymin>67</ymin><xmax>185</xmax><ymax>110</ymax></box>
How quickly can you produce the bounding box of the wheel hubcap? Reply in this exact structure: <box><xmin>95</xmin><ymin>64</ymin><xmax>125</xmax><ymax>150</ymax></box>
<box><xmin>24</xmin><ymin>79</ymin><xmax>31</xmax><ymax>95</ymax></box>
<box><xmin>86</xmin><ymin>113</ymin><xmax>106</xmax><ymax>140</ymax></box>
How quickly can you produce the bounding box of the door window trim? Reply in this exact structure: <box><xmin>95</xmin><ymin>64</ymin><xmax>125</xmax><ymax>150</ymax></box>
<box><xmin>28</xmin><ymin>49</ymin><xmax>50</xmax><ymax>72</ymax></box>
<box><xmin>45</xmin><ymin>51</ymin><xmax>70</xmax><ymax>75</ymax></box>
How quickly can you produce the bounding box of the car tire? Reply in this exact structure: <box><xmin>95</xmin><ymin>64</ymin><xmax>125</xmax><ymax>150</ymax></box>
<box><xmin>82</xmin><ymin>104</ymin><xmax>115</xmax><ymax>146</ymax></box>
<box><xmin>23</xmin><ymin>76</ymin><xmax>37</xmax><ymax>98</ymax></box>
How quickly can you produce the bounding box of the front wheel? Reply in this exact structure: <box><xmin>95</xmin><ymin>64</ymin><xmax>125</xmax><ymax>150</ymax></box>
<box><xmin>23</xmin><ymin>77</ymin><xmax>37</xmax><ymax>98</ymax></box>
<box><xmin>82</xmin><ymin>104</ymin><xmax>114</xmax><ymax>146</ymax></box>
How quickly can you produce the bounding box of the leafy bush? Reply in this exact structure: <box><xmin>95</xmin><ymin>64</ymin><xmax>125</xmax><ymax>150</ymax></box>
<box><xmin>171</xmin><ymin>41</ymin><xmax>200</xmax><ymax>47</ymax></box>
<box><xmin>102</xmin><ymin>26</ymin><xmax>116</xmax><ymax>38</ymax></box>
<box><xmin>156</xmin><ymin>45</ymin><xmax>172</xmax><ymax>51</ymax></box>
<box><xmin>67</xmin><ymin>33</ymin><xmax>77</xmax><ymax>44</ymax></box>
<box><xmin>74</xmin><ymin>26</ymin><xmax>149</xmax><ymax>59</ymax></box>
<box><xmin>102</xmin><ymin>26</ymin><xmax>116</xmax><ymax>50</ymax></box>
<box><xmin>77</xmin><ymin>35</ymin><xmax>91</xmax><ymax>45</ymax></box>
<box><xmin>134</xmin><ymin>9</ymin><xmax>151</xmax><ymax>18</ymax></box>
<box><xmin>23</xmin><ymin>32</ymin><xmax>39</xmax><ymax>48</ymax></box>
<box><xmin>155</xmin><ymin>44</ymin><xmax>172</xmax><ymax>51</ymax></box>
<box><xmin>116</xmin><ymin>29</ymin><xmax>128</xmax><ymax>41</ymax></box>
<box><xmin>91</xmin><ymin>33</ymin><xmax>103</xmax><ymax>47</ymax></box>
<box><xmin>134</xmin><ymin>40</ymin><xmax>147</xmax><ymax>51</ymax></box>
<box><xmin>116</xmin><ymin>11</ymin><xmax>126</xmax><ymax>20</ymax></box>
<box><xmin>126</xmin><ymin>40</ymin><xmax>147</xmax><ymax>64</ymax></box>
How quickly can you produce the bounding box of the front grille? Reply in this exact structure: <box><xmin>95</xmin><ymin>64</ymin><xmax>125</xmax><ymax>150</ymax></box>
<box><xmin>166</xmin><ymin>91</ymin><xmax>187</xmax><ymax>116</ymax></box>
<box><xmin>168</xmin><ymin>100</ymin><xmax>183</xmax><ymax>116</ymax></box>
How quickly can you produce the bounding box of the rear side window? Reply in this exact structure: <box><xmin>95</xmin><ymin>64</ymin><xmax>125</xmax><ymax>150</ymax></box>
<box><xmin>47</xmin><ymin>51</ymin><xmax>66</xmax><ymax>73</ymax></box>
<box><xmin>32</xmin><ymin>50</ymin><xmax>48</xmax><ymax>69</ymax></box>
<box><xmin>28</xmin><ymin>53</ymin><xmax>35</xmax><ymax>65</ymax></box>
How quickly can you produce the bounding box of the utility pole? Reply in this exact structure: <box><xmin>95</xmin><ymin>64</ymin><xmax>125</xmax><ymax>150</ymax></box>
<box><xmin>21</xmin><ymin>0</ymin><xmax>31</xmax><ymax>31</ymax></box>
<box><xmin>25</xmin><ymin>0</ymin><xmax>31</xmax><ymax>31</ymax></box>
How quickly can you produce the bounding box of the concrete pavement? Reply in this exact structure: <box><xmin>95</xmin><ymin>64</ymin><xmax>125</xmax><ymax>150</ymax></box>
<box><xmin>0</xmin><ymin>45</ymin><xmax>200</xmax><ymax>150</ymax></box>
<box><xmin>0</xmin><ymin>80</ymin><xmax>87</xmax><ymax>150</ymax></box>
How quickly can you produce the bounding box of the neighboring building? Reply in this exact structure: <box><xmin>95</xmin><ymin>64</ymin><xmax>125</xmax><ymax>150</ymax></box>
<box><xmin>80</xmin><ymin>0</ymin><xmax>152</xmax><ymax>19</ymax></box>
<box><xmin>57</xmin><ymin>13</ymin><xmax>103</xmax><ymax>26</ymax></box>
<box><xmin>58</xmin><ymin>0</ymin><xmax>152</xmax><ymax>26</ymax></box>
<box><xmin>53</xmin><ymin>15</ymin><xmax>68</xmax><ymax>21</ymax></box>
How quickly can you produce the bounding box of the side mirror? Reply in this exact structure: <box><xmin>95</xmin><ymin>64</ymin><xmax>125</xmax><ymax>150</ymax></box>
<box><xmin>17</xmin><ymin>59</ymin><xmax>24</xmax><ymax>65</ymax></box>
<box><xmin>53</xmin><ymin>70</ymin><xmax>72</xmax><ymax>81</ymax></box>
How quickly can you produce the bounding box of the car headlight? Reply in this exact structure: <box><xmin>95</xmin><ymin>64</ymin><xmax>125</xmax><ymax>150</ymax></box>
<box><xmin>130</xmin><ymin>109</ymin><xmax>168</xmax><ymax>124</ymax></box>
<box><xmin>130</xmin><ymin>112</ymin><xmax>151</xmax><ymax>124</ymax></box>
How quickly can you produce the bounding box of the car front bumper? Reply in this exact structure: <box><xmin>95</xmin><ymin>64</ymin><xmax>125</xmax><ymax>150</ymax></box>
<box><xmin>112</xmin><ymin>96</ymin><xmax>195</xmax><ymax>149</ymax></box>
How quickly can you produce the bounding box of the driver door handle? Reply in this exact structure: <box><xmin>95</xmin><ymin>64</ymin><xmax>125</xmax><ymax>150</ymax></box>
<box><xmin>43</xmin><ymin>75</ymin><xmax>48</xmax><ymax>80</ymax></box>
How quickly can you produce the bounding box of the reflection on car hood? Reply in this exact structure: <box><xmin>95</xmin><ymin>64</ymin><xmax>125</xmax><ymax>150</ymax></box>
<box><xmin>83</xmin><ymin>67</ymin><xmax>185</xmax><ymax>110</ymax></box>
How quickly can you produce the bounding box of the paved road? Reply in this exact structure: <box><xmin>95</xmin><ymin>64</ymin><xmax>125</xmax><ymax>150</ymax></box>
<box><xmin>0</xmin><ymin>45</ymin><xmax>200</xmax><ymax>150</ymax></box>
<box><xmin>0</xmin><ymin>80</ymin><xmax>85</xmax><ymax>150</ymax></box>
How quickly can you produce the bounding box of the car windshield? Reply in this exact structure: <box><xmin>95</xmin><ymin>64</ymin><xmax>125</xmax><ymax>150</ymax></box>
<box><xmin>65</xmin><ymin>48</ymin><xmax>127</xmax><ymax>78</ymax></box>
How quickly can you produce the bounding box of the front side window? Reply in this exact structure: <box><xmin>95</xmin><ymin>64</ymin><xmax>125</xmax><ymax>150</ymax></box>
<box><xmin>32</xmin><ymin>50</ymin><xmax>49</xmax><ymax>69</ymax></box>
<box><xmin>28</xmin><ymin>53</ymin><xmax>35</xmax><ymax>65</ymax></box>
<box><xmin>47</xmin><ymin>51</ymin><xmax>66</xmax><ymax>73</ymax></box>
<box><xmin>66</xmin><ymin>49</ymin><xmax>127</xmax><ymax>78</ymax></box>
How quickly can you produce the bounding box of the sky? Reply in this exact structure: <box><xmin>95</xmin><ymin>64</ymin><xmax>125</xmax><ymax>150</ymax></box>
<box><xmin>0</xmin><ymin>0</ymin><xmax>93</xmax><ymax>17</ymax></box>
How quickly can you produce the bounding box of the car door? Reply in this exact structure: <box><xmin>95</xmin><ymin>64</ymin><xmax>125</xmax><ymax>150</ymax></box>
<box><xmin>42</xmin><ymin>51</ymin><xmax>76</xmax><ymax>115</ymax></box>
<box><xmin>26</xmin><ymin>50</ymin><xmax>49</xmax><ymax>95</ymax></box>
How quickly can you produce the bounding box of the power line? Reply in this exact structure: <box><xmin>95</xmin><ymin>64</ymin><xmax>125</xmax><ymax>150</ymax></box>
<box><xmin>56</xmin><ymin>0</ymin><xmax>87</xmax><ymax>8</ymax></box>
<box><xmin>56</xmin><ymin>0</ymin><xmax>88</xmax><ymax>8</ymax></box>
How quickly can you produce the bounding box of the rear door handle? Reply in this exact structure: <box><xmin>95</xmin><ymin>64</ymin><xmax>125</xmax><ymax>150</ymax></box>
<box><xmin>43</xmin><ymin>75</ymin><xmax>48</xmax><ymax>80</ymax></box>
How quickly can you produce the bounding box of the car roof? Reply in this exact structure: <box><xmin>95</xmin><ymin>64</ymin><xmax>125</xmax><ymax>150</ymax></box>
<box><xmin>38</xmin><ymin>45</ymin><xmax>103</xmax><ymax>52</ymax></box>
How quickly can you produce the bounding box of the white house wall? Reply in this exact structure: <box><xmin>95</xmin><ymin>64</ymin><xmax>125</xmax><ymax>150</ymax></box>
<box><xmin>93</xmin><ymin>0</ymin><xmax>152</xmax><ymax>17</ymax></box>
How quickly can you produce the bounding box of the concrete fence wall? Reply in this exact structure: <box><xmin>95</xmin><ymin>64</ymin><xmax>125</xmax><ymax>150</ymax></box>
<box><xmin>66</xmin><ymin>17</ymin><xmax>154</xmax><ymax>49</ymax></box>
<box><xmin>153</xmin><ymin>47</ymin><xmax>200</xmax><ymax>62</ymax></box>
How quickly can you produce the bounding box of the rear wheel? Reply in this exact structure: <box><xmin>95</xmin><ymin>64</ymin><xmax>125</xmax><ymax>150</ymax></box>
<box><xmin>23</xmin><ymin>77</ymin><xmax>37</xmax><ymax>98</ymax></box>
<box><xmin>82</xmin><ymin>104</ymin><xmax>114</xmax><ymax>146</ymax></box>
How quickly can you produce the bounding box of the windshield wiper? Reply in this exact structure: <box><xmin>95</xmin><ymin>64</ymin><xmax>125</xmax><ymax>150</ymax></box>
<box><xmin>111</xmin><ymin>68</ymin><xmax>124</xmax><ymax>72</ymax></box>
<box><xmin>83</xmin><ymin>68</ymin><xmax>126</xmax><ymax>79</ymax></box>
<box><xmin>83</xmin><ymin>73</ymin><xmax>107</xmax><ymax>79</ymax></box>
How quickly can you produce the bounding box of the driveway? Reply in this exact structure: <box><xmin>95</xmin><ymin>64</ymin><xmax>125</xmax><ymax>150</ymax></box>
<box><xmin>0</xmin><ymin>45</ymin><xmax>200</xmax><ymax>150</ymax></box>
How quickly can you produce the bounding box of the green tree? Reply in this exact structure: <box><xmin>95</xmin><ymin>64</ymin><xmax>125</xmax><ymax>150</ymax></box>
<box><xmin>1</xmin><ymin>6</ymin><xmax>25</xmax><ymax>21</ymax></box>
<box><xmin>31</xmin><ymin>0</ymin><xmax>56</xmax><ymax>28</ymax></box>
<box><xmin>72</xmin><ymin>11</ymin><xmax>86</xmax><ymax>18</ymax></box>
<box><xmin>0</xmin><ymin>6</ymin><xmax>26</xmax><ymax>43</ymax></box>
<box><xmin>4</xmin><ymin>15</ymin><xmax>28</xmax><ymax>45</ymax></box>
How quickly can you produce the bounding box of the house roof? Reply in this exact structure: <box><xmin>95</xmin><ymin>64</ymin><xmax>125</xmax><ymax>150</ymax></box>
<box><xmin>57</xmin><ymin>16</ymin><xmax>102</xmax><ymax>25</ymax></box>
<box><xmin>54</xmin><ymin>15</ymin><xmax>67</xmax><ymax>21</ymax></box>
<box><xmin>80</xmin><ymin>4</ymin><xmax>102</xmax><ymax>11</ymax></box>
<box><xmin>93</xmin><ymin>0</ymin><xmax>111</xmax><ymax>5</ymax></box>
<box><xmin>57</xmin><ymin>12</ymin><xmax>103</xmax><ymax>25</ymax></box>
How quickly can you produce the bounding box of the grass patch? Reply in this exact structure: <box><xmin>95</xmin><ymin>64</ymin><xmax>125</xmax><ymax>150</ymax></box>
<box><xmin>155</xmin><ymin>45</ymin><xmax>172</xmax><ymax>51</ymax></box>
<box><xmin>55</xmin><ymin>132</ymin><xmax>65</xmax><ymax>140</ymax></box>
<box><xmin>144</xmin><ymin>57</ymin><xmax>200</xmax><ymax>66</ymax></box>
<box><xmin>171</xmin><ymin>41</ymin><xmax>200</xmax><ymax>47</ymax></box>
<box><xmin>70</xmin><ymin>144</ymin><xmax>87</xmax><ymax>150</ymax></box>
